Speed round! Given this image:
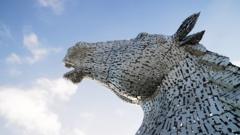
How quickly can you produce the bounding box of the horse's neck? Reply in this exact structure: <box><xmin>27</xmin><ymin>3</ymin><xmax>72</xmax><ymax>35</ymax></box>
<box><xmin>138</xmin><ymin>57</ymin><xmax>240</xmax><ymax>135</ymax></box>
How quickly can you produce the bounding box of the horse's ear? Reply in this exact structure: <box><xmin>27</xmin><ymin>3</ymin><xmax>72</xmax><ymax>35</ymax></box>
<box><xmin>180</xmin><ymin>30</ymin><xmax>205</xmax><ymax>46</ymax></box>
<box><xmin>174</xmin><ymin>12</ymin><xmax>200</xmax><ymax>41</ymax></box>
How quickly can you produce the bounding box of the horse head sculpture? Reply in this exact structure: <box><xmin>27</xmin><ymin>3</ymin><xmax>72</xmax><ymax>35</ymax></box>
<box><xmin>64</xmin><ymin>13</ymin><xmax>240</xmax><ymax>134</ymax></box>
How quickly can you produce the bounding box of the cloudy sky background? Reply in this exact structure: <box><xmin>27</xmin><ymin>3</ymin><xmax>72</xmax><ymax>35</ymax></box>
<box><xmin>0</xmin><ymin>0</ymin><xmax>240</xmax><ymax>135</ymax></box>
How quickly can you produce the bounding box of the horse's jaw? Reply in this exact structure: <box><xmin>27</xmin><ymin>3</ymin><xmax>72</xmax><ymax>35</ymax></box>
<box><xmin>63</xmin><ymin>58</ymin><xmax>84</xmax><ymax>84</ymax></box>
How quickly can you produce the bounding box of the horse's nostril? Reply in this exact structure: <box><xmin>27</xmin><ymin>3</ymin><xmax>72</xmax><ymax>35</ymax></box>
<box><xmin>65</xmin><ymin>63</ymin><xmax>73</xmax><ymax>68</ymax></box>
<box><xmin>64</xmin><ymin>59</ymin><xmax>75</xmax><ymax>68</ymax></box>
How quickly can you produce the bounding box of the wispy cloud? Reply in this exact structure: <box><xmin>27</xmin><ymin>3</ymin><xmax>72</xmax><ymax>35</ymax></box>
<box><xmin>6</xmin><ymin>53</ymin><xmax>22</xmax><ymax>64</ymax></box>
<box><xmin>23</xmin><ymin>32</ymin><xmax>48</xmax><ymax>64</ymax></box>
<box><xmin>37</xmin><ymin>0</ymin><xmax>64</xmax><ymax>15</ymax></box>
<box><xmin>23</xmin><ymin>32</ymin><xmax>39</xmax><ymax>48</ymax></box>
<box><xmin>0</xmin><ymin>77</ymin><xmax>79</xmax><ymax>135</ymax></box>
<box><xmin>0</xmin><ymin>23</ymin><xmax>13</xmax><ymax>46</ymax></box>
<box><xmin>6</xmin><ymin>32</ymin><xmax>59</xmax><ymax>65</ymax></box>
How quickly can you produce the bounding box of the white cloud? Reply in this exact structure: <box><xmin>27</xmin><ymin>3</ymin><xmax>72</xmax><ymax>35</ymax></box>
<box><xmin>6</xmin><ymin>53</ymin><xmax>22</xmax><ymax>64</ymax></box>
<box><xmin>6</xmin><ymin>32</ymin><xmax>60</xmax><ymax>65</ymax></box>
<box><xmin>72</xmin><ymin>128</ymin><xmax>87</xmax><ymax>135</ymax></box>
<box><xmin>23</xmin><ymin>33</ymin><xmax>39</xmax><ymax>48</ymax></box>
<box><xmin>0</xmin><ymin>77</ymin><xmax>78</xmax><ymax>135</ymax></box>
<box><xmin>0</xmin><ymin>89</ymin><xmax>61</xmax><ymax>135</ymax></box>
<box><xmin>61</xmin><ymin>128</ymin><xmax>87</xmax><ymax>135</ymax></box>
<box><xmin>25</xmin><ymin>47</ymin><xmax>48</xmax><ymax>64</ymax></box>
<box><xmin>23</xmin><ymin>32</ymin><xmax>49</xmax><ymax>64</ymax></box>
<box><xmin>37</xmin><ymin>0</ymin><xmax>64</xmax><ymax>14</ymax></box>
<box><xmin>35</xmin><ymin>78</ymin><xmax>77</xmax><ymax>101</ymax></box>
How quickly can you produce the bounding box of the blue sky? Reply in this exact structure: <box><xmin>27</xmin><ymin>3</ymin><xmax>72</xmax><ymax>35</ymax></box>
<box><xmin>0</xmin><ymin>0</ymin><xmax>240</xmax><ymax>135</ymax></box>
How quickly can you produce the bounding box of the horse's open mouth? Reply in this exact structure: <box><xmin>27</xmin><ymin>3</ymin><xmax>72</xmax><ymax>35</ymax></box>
<box><xmin>63</xmin><ymin>60</ymin><xmax>83</xmax><ymax>84</ymax></box>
